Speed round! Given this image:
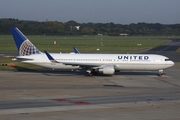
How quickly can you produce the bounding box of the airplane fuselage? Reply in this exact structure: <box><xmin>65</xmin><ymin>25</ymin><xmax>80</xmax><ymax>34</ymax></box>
<box><xmin>16</xmin><ymin>53</ymin><xmax>174</xmax><ymax>71</ymax></box>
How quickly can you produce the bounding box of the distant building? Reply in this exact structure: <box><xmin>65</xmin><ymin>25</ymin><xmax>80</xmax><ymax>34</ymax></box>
<box><xmin>97</xmin><ymin>33</ymin><xmax>103</xmax><ymax>36</ymax></box>
<box><xmin>120</xmin><ymin>33</ymin><xmax>129</xmax><ymax>36</ymax></box>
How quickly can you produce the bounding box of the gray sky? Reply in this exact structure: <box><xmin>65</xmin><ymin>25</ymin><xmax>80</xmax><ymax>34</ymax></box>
<box><xmin>0</xmin><ymin>0</ymin><xmax>180</xmax><ymax>24</ymax></box>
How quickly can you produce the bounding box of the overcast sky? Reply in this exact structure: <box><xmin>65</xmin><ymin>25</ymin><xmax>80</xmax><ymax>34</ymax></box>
<box><xmin>0</xmin><ymin>0</ymin><xmax>179</xmax><ymax>24</ymax></box>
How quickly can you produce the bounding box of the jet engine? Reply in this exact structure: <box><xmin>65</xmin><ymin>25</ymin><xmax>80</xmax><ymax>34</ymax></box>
<box><xmin>99</xmin><ymin>65</ymin><xmax>115</xmax><ymax>75</ymax></box>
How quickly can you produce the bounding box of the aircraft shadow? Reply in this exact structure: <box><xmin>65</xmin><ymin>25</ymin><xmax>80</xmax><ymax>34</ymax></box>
<box><xmin>12</xmin><ymin>66</ymin><xmax>160</xmax><ymax>76</ymax></box>
<box><xmin>12</xmin><ymin>66</ymin><xmax>85</xmax><ymax>76</ymax></box>
<box><xmin>115</xmin><ymin>71</ymin><xmax>160</xmax><ymax>76</ymax></box>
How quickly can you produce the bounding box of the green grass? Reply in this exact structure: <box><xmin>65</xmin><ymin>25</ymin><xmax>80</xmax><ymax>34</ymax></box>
<box><xmin>0</xmin><ymin>35</ymin><xmax>175</xmax><ymax>53</ymax></box>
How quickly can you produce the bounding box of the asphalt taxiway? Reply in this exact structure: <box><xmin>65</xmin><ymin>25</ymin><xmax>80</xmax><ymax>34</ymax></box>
<box><xmin>0</xmin><ymin>63</ymin><xmax>180</xmax><ymax>120</ymax></box>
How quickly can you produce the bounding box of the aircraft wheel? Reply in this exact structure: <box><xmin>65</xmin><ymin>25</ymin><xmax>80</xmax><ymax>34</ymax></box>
<box><xmin>158</xmin><ymin>73</ymin><xmax>162</xmax><ymax>77</ymax></box>
<box><xmin>158</xmin><ymin>70</ymin><xmax>163</xmax><ymax>77</ymax></box>
<box><xmin>85</xmin><ymin>71</ymin><xmax>93</xmax><ymax>76</ymax></box>
<box><xmin>89</xmin><ymin>73</ymin><xmax>93</xmax><ymax>76</ymax></box>
<box><xmin>92</xmin><ymin>71</ymin><xmax>98</xmax><ymax>75</ymax></box>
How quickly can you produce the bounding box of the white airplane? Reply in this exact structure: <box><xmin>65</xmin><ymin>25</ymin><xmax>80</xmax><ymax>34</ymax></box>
<box><xmin>11</xmin><ymin>27</ymin><xmax>174</xmax><ymax>76</ymax></box>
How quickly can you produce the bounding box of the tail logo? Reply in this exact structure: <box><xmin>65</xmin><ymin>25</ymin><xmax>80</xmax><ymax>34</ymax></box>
<box><xmin>19</xmin><ymin>39</ymin><xmax>40</xmax><ymax>56</ymax></box>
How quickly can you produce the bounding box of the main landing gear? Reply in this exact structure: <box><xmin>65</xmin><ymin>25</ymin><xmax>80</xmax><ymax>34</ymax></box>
<box><xmin>158</xmin><ymin>69</ymin><xmax>163</xmax><ymax>77</ymax></box>
<box><xmin>85</xmin><ymin>70</ymin><xmax>93</xmax><ymax>76</ymax></box>
<box><xmin>85</xmin><ymin>70</ymin><xmax>98</xmax><ymax>76</ymax></box>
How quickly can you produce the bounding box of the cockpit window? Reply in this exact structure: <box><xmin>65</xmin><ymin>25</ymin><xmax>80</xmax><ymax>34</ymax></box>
<box><xmin>165</xmin><ymin>59</ymin><xmax>171</xmax><ymax>61</ymax></box>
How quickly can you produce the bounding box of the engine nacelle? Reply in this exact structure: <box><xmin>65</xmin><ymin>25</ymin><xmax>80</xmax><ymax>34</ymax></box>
<box><xmin>99</xmin><ymin>66</ymin><xmax>115</xmax><ymax>75</ymax></box>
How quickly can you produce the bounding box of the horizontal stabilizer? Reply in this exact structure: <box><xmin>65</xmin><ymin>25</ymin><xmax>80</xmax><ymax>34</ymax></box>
<box><xmin>13</xmin><ymin>57</ymin><xmax>34</xmax><ymax>61</ymax></box>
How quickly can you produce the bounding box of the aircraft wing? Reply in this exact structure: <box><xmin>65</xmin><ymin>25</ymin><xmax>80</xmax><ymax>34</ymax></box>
<box><xmin>12</xmin><ymin>57</ymin><xmax>34</xmax><ymax>61</ymax></box>
<box><xmin>44</xmin><ymin>50</ymin><xmax>101</xmax><ymax>68</ymax></box>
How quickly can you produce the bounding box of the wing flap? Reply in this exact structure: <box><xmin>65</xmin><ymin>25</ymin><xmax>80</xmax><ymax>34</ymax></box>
<box><xmin>61</xmin><ymin>62</ymin><xmax>101</xmax><ymax>68</ymax></box>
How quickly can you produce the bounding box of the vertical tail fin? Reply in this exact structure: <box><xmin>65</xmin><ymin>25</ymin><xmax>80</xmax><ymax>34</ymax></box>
<box><xmin>10</xmin><ymin>27</ymin><xmax>41</xmax><ymax>56</ymax></box>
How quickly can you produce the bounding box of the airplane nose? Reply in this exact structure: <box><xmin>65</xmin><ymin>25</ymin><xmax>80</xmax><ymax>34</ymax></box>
<box><xmin>170</xmin><ymin>61</ymin><xmax>174</xmax><ymax>66</ymax></box>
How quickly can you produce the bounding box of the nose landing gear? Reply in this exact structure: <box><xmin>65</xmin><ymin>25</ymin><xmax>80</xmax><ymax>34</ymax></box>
<box><xmin>158</xmin><ymin>70</ymin><xmax>163</xmax><ymax>77</ymax></box>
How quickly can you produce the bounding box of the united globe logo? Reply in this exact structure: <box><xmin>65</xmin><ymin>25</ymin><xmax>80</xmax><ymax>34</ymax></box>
<box><xmin>19</xmin><ymin>40</ymin><xmax>40</xmax><ymax>56</ymax></box>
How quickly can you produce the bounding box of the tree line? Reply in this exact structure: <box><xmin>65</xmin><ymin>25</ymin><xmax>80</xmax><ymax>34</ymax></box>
<box><xmin>0</xmin><ymin>18</ymin><xmax>180</xmax><ymax>36</ymax></box>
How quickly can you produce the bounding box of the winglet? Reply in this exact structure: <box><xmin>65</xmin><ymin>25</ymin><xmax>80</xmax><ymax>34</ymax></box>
<box><xmin>73</xmin><ymin>47</ymin><xmax>80</xmax><ymax>54</ymax></box>
<box><xmin>44</xmin><ymin>51</ymin><xmax>59</xmax><ymax>63</ymax></box>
